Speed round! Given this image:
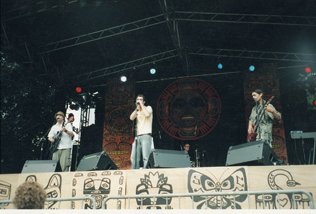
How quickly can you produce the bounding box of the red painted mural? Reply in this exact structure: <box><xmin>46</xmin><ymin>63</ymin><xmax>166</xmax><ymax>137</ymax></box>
<box><xmin>157</xmin><ymin>78</ymin><xmax>221</xmax><ymax>141</ymax></box>
<box><xmin>103</xmin><ymin>79</ymin><xmax>135</xmax><ymax>169</ymax></box>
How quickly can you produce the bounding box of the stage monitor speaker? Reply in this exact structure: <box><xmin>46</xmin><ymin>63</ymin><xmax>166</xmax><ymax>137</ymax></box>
<box><xmin>76</xmin><ymin>151</ymin><xmax>117</xmax><ymax>171</ymax></box>
<box><xmin>146</xmin><ymin>149</ymin><xmax>191</xmax><ymax>168</ymax></box>
<box><xmin>22</xmin><ymin>160</ymin><xmax>61</xmax><ymax>173</ymax></box>
<box><xmin>226</xmin><ymin>141</ymin><xmax>276</xmax><ymax>166</ymax></box>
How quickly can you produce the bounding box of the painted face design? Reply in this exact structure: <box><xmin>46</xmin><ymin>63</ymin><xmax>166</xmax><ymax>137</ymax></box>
<box><xmin>136</xmin><ymin>172</ymin><xmax>173</xmax><ymax>209</ymax></box>
<box><xmin>188</xmin><ymin>168</ymin><xmax>248</xmax><ymax>209</ymax></box>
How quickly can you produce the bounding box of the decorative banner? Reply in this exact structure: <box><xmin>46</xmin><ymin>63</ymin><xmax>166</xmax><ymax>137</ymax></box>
<box><xmin>125</xmin><ymin>167</ymin><xmax>249</xmax><ymax>209</ymax></box>
<box><xmin>0</xmin><ymin>174</ymin><xmax>18</xmax><ymax>208</ymax></box>
<box><xmin>1</xmin><ymin>170</ymin><xmax>126</xmax><ymax>209</ymax></box>
<box><xmin>0</xmin><ymin>165</ymin><xmax>315</xmax><ymax>209</ymax></box>
<box><xmin>103</xmin><ymin>79</ymin><xmax>135</xmax><ymax>169</ymax></box>
<box><xmin>248</xmin><ymin>165</ymin><xmax>316</xmax><ymax>209</ymax></box>
<box><xmin>157</xmin><ymin>78</ymin><xmax>221</xmax><ymax>141</ymax></box>
<box><xmin>243</xmin><ymin>64</ymin><xmax>288</xmax><ymax>163</ymax></box>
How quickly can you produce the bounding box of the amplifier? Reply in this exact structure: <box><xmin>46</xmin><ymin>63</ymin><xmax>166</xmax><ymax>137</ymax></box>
<box><xmin>226</xmin><ymin>141</ymin><xmax>274</xmax><ymax>166</ymax></box>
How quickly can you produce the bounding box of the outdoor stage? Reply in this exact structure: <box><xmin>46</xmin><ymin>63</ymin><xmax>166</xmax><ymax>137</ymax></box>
<box><xmin>0</xmin><ymin>165</ymin><xmax>315</xmax><ymax>210</ymax></box>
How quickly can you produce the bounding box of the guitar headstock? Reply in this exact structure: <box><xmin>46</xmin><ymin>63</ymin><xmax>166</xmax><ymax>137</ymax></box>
<box><xmin>267</xmin><ymin>96</ymin><xmax>275</xmax><ymax>104</ymax></box>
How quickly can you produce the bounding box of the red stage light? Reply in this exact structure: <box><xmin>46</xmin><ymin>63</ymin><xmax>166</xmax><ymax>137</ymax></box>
<box><xmin>75</xmin><ymin>87</ymin><xmax>82</xmax><ymax>94</ymax></box>
<box><xmin>305</xmin><ymin>67</ymin><xmax>312</xmax><ymax>73</ymax></box>
<box><xmin>313</xmin><ymin>100</ymin><xmax>316</xmax><ymax>107</ymax></box>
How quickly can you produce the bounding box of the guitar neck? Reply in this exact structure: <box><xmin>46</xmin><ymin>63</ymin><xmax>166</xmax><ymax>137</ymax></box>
<box><xmin>253</xmin><ymin>96</ymin><xmax>275</xmax><ymax>131</ymax></box>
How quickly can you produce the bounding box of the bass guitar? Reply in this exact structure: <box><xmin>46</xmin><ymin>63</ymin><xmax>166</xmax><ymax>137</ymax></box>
<box><xmin>247</xmin><ymin>96</ymin><xmax>275</xmax><ymax>142</ymax></box>
<box><xmin>49</xmin><ymin>122</ymin><xmax>70</xmax><ymax>154</ymax></box>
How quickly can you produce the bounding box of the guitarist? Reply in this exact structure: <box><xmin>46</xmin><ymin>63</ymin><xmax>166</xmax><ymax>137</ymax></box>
<box><xmin>247</xmin><ymin>89</ymin><xmax>281</xmax><ymax>147</ymax></box>
<box><xmin>48</xmin><ymin>111</ymin><xmax>74</xmax><ymax>171</ymax></box>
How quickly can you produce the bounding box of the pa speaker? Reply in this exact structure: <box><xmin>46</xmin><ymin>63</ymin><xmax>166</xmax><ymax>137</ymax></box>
<box><xmin>22</xmin><ymin>160</ymin><xmax>61</xmax><ymax>173</ymax></box>
<box><xmin>226</xmin><ymin>141</ymin><xmax>276</xmax><ymax>166</ymax></box>
<box><xmin>146</xmin><ymin>149</ymin><xmax>191</xmax><ymax>168</ymax></box>
<box><xmin>76</xmin><ymin>151</ymin><xmax>117</xmax><ymax>171</ymax></box>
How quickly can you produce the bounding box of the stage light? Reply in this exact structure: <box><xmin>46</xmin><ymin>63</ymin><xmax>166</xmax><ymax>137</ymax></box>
<box><xmin>305</xmin><ymin>67</ymin><xmax>312</xmax><ymax>73</ymax></box>
<box><xmin>75</xmin><ymin>86</ymin><xmax>82</xmax><ymax>94</ymax></box>
<box><xmin>249</xmin><ymin>65</ymin><xmax>255</xmax><ymax>72</ymax></box>
<box><xmin>150</xmin><ymin>68</ymin><xmax>156</xmax><ymax>74</ymax></box>
<box><xmin>313</xmin><ymin>100</ymin><xmax>316</xmax><ymax>107</ymax></box>
<box><xmin>217</xmin><ymin>63</ymin><xmax>223</xmax><ymax>70</ymax></box>
<box><xmin>120</xmin><ymin>75</ymin><xmax>127</xmax><ymax>82</ymax></box>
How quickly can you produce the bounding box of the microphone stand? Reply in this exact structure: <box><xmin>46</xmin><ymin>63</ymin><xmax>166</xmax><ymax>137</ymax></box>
<box><xmin>195</xmin><ymin>147</ymin><xmax>200</xmax><ymax>167</ymax></box>
<box><xmin>133</xmin><ymin>117</ymin><xmax>138</xmax><ymax>169</ymax></box>
<box><xmin>74</xmin><ymin>118</ymin><xmax>84</xmax><ymax>171</ymax></box>
<box><xmin>39</xmin><ymin>127</ymin><xmax>51</xmax><ymax>160</ymax></box>
<box><xmin>74</xmin><ymin>139</ymin><xmax>80</xmax><ymax>171</ymax></box>
<box><xmin>39</xmin><ymin>137</ymin><xmax>46</xmax><ymax>160</ymax></box>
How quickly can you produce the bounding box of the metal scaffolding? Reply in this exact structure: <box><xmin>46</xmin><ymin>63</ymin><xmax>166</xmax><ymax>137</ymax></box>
<box><xmin>36</xmin><ymin>12</ymin><xmax>316</xmax><ymax>54</ymax></box>
<box><xmin>39</xmin><ymin>14</ymin><xmax>167</xmax><ymax>54</ymax></box>
<box><xmin>175</xmin><ymin>11</ymin><xmax>316</xmax><ymax>27</ymax></box>
<box><xmin>76</xmin><ymin>49</ymin><xmax>178</xmax><ymax>83</ymax></box>
<box><xmin>74</xmin><ymin>48</ymin><xmax>315</xmax><ymax>83</ymax></box>
<box><xmin>189</xmin><ymin>47</ymin><xmax>316</xmax><ymax>63</ymax></box>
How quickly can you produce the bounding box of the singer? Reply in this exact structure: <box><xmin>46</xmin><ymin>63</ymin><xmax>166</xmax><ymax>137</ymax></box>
<box><xmin>130</xmin><ymin>94</ymin><xmax>154</xmax><ymax>169</ymax></box>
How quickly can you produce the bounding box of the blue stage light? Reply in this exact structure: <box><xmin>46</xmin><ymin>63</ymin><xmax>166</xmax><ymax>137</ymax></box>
<box><xmin>249</xmin><ymin>65</ymin><xmax>255</xmax><ymax>72</ymax></box>
<box><xmin>217</xmin><ymin>63</ymin><xmax>223</xmax><ymax>70</ymax></box>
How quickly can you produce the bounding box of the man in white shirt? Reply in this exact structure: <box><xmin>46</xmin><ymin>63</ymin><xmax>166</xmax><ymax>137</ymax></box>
<box><xmin>48</xmin><ymin>111</ymin><xmax>74</xmax><ymax>171</ymax></box>
<box><xmin>130</xmin><ymin>94</ymin><xmax>154</xmax><ymax>169</ymax></box>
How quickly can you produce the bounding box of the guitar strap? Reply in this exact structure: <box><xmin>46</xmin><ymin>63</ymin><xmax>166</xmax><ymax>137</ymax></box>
<box><xmin>254</xmin><ymin>100</ymin><xmax>266</xmax><ymax>130</ymax></box>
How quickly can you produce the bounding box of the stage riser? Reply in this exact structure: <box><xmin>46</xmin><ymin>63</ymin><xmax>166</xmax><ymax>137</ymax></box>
<box><xmin>0</xmin><ymin>165</ymin><xmax>315</xmax><ymax>209</ymax></box>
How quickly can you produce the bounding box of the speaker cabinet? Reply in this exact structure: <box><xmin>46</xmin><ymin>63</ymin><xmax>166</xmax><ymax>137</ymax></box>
<box><xmin>226</xmin><ymin>141</ymin><xmax>276</xmax><ymax>166</ymax></box>
<box><xmin>76</xmin><ymin>151</ymin><xmax>117</xmax><ymax>171</ymax></box>
<box><xmin>146</xmin><ymin>149</ymin><xmax>191</xmax><ymax>168</ymax></box>
<box><xmin>22</xmin><ymin>160</ymin><xmax>61</xmax><ymax>173</ymax></box>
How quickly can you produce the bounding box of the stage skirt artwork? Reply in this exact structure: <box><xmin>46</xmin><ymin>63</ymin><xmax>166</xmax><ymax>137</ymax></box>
<box><xmin>0</xmin><ymin>165</ymin><xmax>315</xmax><ymax>209</ymax></box>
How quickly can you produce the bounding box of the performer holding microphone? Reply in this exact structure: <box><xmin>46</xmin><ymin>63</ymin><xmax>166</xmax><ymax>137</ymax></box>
<box><xmin>130</xmin><ymin>94</ymin><xmax>154</xmax><ymax>169</ymax></box>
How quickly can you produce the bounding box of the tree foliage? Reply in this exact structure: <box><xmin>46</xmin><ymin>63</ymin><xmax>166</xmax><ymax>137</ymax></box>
<box><xmin>1</xmin><ymin>51</ymin><xmax>59</xmax><ymax>173</ymax></box>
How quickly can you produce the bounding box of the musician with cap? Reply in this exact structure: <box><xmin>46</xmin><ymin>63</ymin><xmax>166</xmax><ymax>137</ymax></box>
<box><xmin>48</xmin><ymin>111</ymin><xmax>74</xmax><ymax>171</ymax></box>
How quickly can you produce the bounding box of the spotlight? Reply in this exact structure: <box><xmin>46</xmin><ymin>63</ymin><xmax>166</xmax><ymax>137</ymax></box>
<box><xmin>249</xmin><ymin>65</ymin><xmax>255</xmax><ymax>72</ymax></box>
<box><xmin>150</xmin><ymin>68</ymin><xmax>156</xmax><ymax>75</ymax></box>
<box><xmin>217</xmin><ymin>63</ymin><xmax>223</xmax><ymax>70</ymax></box>
<box><xmin>120</xmin><ymin>76</ymin><xmax>127</xmax><ymax>82</ymax></box>
<box><xmin>75</xmin><ymin>86</ymin><xmax>83</xmax><ymax>94</ymax></box>
<box><xmin>305</xmin><ymin>67</ymin><xmax>312</xmax><ymax>73</ymax></box>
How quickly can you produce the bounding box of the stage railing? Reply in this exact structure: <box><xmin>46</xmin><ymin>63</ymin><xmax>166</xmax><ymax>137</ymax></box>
<box><xmin>102</xmin><ymin>189</ymin><xmax>315</xmax><ymax>209</ymax></box>
<box><xmin>1</xmin><ymin>190</ymin><xmax>313</xmax><ymax>209</ymax></box>
<box><xmin>0</xmin><ymin>196</ymin><xmax>96</xmax><ymax>209</ymax></box>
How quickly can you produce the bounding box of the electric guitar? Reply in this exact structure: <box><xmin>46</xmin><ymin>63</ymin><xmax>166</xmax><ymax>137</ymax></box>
<box><xmin>49</xmin><ymin>122</ymin><xmax>70</xmax><ymax>154</ymax></box>
<box><xmin>247</xmin><ymin>96</ymin><xmax>275</xmax><ymax>142</ymax></box>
